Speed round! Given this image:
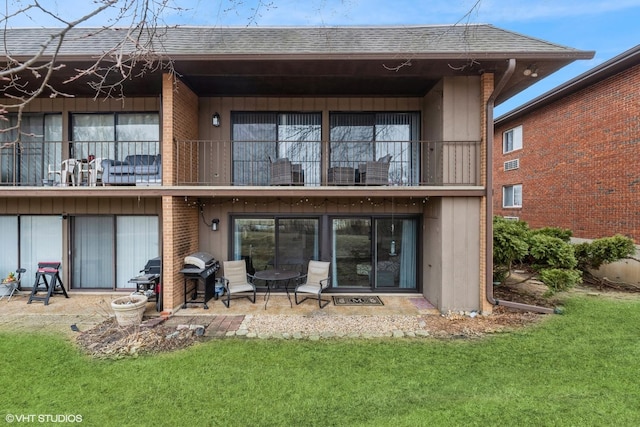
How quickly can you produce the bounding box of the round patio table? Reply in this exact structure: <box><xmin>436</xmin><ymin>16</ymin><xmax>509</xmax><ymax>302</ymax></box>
<box><xmin>253</xmin><ymin>269</ymin><xmax>300</xmax><ymax>309</ymax></box>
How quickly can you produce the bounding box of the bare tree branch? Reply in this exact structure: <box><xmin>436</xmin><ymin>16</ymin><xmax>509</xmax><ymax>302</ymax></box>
<box><xmin>382</xmin><ymin>0</ymin><xmax>483</xmax><ymax>72</ymax></box>
<box><xmin>0</xmin><ymin>0</ymin><xmax>185</xmax><ymax>142</ymax></box>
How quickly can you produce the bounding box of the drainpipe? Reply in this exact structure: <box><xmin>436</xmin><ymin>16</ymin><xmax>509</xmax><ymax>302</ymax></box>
<box><xmin>485</xmin><ymin>59</ymin><xmax>556</xmax><ymax>315</ymax></box>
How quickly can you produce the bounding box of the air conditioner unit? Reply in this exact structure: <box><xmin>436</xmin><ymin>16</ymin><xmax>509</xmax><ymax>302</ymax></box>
<box><xmin>504</xmin><ymin>159</ymin><xmax>520</xmax><ymax>171</ymax></box>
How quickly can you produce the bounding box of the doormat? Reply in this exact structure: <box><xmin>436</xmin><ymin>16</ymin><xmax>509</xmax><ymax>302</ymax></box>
<box><xmin>332</xmin><ymin>296</ymin><xmax>384</xmax><ymax>306</ymax></box>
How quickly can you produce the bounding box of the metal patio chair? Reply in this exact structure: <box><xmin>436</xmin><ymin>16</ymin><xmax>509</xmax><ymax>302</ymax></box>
<box><xmin>221</xmin><ymin>260</ymin><xmax>256</xmax><ymax>308</ymax></box>
<box><xmin>0</xmin><ymin>268</ymin><xmax>26</xmax><ymax>302</ymax></box>
<box><xmin>294</xmin><ymin>260</ymin><xmax>331</xmax><ymax>308</ymax></box>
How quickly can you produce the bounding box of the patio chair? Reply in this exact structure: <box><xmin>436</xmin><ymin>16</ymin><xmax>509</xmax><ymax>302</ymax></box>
<box><xmin>358</xmin><ymin>154</ymin><xmax>392</xmax><ymax>185</ymax></box>
<box><xmin>88</xmin><ymin>157</ymin><xmax>104</xmax><ymax>186</ymax></box>
<box><xmin>221</xmin><ymin>260</ymin><xmax>256</xmax><ymax>308</ymax></box>
<box><xmin>294</xmin><ymin>260</ymin><xmax>331</xmax><ymax>308</ymax></box>
<box><xmin>60</xmin><ymin>159</ymin><xmax>78</xmax><ymax>186</ymax></box>
<box><xmin>269</xmin><ymin>157</ymin><xmax>304</xmax><ymax>185</ymax></box>
<box><xmin>0</xmin><ymin>268</ymin><xmax>26</xmax><ymax>302</ymax></box>
<box><xmin>47</xmin><ymin>164</ymin><xmax>61</xmax><ymax>185</ymax></box>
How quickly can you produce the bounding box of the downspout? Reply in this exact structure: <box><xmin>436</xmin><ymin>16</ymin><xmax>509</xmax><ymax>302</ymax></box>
<box><xmin>485</xmin><ymin>59</ymin><xmax>557</xmax><ymax>315</ymax></box>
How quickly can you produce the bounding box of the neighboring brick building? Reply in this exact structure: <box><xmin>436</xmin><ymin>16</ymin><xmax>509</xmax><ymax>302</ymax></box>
<box><xmin>494</xmin><ymin>45</ymin><xmax>640</xmax><ymax>243</ymax></box>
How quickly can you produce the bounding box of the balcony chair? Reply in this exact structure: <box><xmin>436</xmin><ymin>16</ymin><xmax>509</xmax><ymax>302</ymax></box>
<box><xmin>60</xmin><ymin>159</ymin><xmax>79</xmax><ymax>186</ymax></box>
<box><xmin>294</xmin><ymin>260</ymin><xmax>331</xmax><ymax>308</ymax></box>
<box><xmin>269</xmin><ymin>157</ymin><xmax>303</xmax><ymax>185</ymax></box>
<box><xmin>88</xmin><ymin>157</ymin><xmax>104</xmax><ymax>186</ymax></box>
<box><xmin>47</xmin><ymin>164</ymin><xmax>61</xmax><ymax>185</ymax></box>
<box><xmin>221</xmin><ymin>260</ymin><xmax>256</xmax><ymax>308</ymax></box>
<box><xmin>359</xmin><ymin>154</ymin><xmax>392</xmax><ymax>185</ymax></box>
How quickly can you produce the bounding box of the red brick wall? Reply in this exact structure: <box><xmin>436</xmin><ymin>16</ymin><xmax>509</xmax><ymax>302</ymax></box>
<box><xmin>161</xmin><ymin>74</ymin><xmax>200</xmax><ymax>312</ymax></box>
<box><xmin>494</xmin><ymin>64</ymin><xmax>640</xmax><ymax>242</ymax></box>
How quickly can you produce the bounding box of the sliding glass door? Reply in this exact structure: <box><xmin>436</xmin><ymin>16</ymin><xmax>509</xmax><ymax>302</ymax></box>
<box><xmin>232</xmin><ymin>217</ymin><xmax>320</xmax><ymax>275</ymax></box>
<box><xmin>231</xmin><ymin>112</ymin><xmax>321</xmax><ymax>186</ymax></box>
<box><xmin>71</xmin><ymin>215</ymin><xmax>159</xmax><ymax>289</ymax></box>
<box><xmin>331</xmin><ymin>218</ymin><xmax>372</xmax><ymax>288</ymax></box>
<box><xmin>0</xmin><ymin>114</ymin><xmax>62</xmax><ymax>185</ymax></box>
<box><xmin>232</xmin><ymin>214</ymin><xmax>418</xmax><ymax>292</ymax></box>
<box><xmin>332</xmin><ymin>216</ymin><xmax>417</xmax><ymax>290</ymax></box>
<box><xmin>330</xmin><ymin>112</ymin><xmax>420</xmax><ymax>185</ymax></box>
<box><xmin>20</xmin><ymin>216</ymin><xmax>63</xmax><ymax>281</ymax></box>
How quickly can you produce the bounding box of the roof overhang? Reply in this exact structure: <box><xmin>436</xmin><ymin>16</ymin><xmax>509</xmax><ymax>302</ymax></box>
<box><xmin>2</xmin><ymin>53</ymin><xmax>592</xmax><ymax>103</ymax></box>
<box><xmin>496</xmin><ymin>44</ymin><xmax>640</xmax><ymax>124</ymax></box>
<box><xmin>0</xmin><ymin>26</ymin><xmax>594</xmax><ymax>103</ymax></box>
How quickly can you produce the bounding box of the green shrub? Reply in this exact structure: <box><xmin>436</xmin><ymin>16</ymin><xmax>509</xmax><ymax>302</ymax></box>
<box><xmin>493</xmin><ymin>217</ymin><xmax>529</xmax><ymax>283</ymax></box>
<box><xmin>531</xmin><ymin>226</ymin><xmax>573</xmax><ymax>242</ymax></box>
<box><xmin>492</xmin><ymin>218</ymin><xmax>635</xmax><ymax>298</ymax></box>
<box><xmin>574</xmin><ymin>234</ymin><xmax>636</xmax><ymax>270</ymax></box>
<box><xmin>539</xmin><ymin>268</ymin><xmax>582</xmax><ymax>297</ymax></box>
<box><xmin>528</xmin><ymin>234</ymin><xmax>578</xmax><ymax>270</ymax></box>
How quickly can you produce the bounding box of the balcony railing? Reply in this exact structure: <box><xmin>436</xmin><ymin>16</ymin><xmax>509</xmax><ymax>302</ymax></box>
<box><xmin>0</xmin><ymin>140</ymin><xmax>160</xmax><ymax>186</ymax></box>
<box><xmin>176</xmin><ymin>140</ymin><xmax>481</xmax><ymax>186</ymax></box>
<box><xmin>0</xmin><ymin>139</ymin><xmax>481</xmax><ymax>187</ymax></box>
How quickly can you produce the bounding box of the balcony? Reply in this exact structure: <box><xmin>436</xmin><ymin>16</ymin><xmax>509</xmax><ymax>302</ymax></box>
<box><xmin>0</xmin><ymin>140</ymin><xmax>160</xmax><ymax>187</ymax></box>
<box><xmin>0</xmin><ymin>140</ymin><xmax>481</xmax><ymax>188</ymax></box>
<box><xmin>176</xmin><ymin>140</ymin><xmax>481</xmax><ymax>187</ymax></box>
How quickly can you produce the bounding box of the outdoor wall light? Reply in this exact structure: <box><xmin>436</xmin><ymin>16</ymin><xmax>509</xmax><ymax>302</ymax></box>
<box><xmin>212</xmin><ymin>112</ymin><xmax>221</xmax><ymax>127</ymax></box>
<box><xmin>211</xmin><ymin>218</ymin><xmax>220</xmax><ymax>231</ymax></box>
<box><xmin>523</xmin><ymin>66</ymin><xmax>538</xmax><ymax>78</ymax></box>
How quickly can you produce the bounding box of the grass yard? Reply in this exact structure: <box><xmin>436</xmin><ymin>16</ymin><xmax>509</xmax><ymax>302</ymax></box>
<box><xmin>1</xmin><ymin>295</ymin><xmax>640</xmax><ymax>426</ymax></box>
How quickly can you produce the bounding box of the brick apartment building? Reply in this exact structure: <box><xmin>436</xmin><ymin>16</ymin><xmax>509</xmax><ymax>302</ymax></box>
<box><xmin>0</xmin><ymin>25</ymin><xmax>593</xmax><ymax>314</ymax></box>
<box><xmin>494</xmin><ymin>45</ymin><xmax>640</xmax><ymax>243</ymax></box>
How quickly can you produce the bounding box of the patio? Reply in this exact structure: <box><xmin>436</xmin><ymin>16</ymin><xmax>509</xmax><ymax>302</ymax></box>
<box><xmin>0</xmin><ymin>290</ymin><xmax>439</xmax><ymax>339</ymax></box>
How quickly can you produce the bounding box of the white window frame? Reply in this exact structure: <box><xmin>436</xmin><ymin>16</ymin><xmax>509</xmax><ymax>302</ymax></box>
<box><xmin>503</xmin><ymin>125</ymin><xmax>523</xmax><ymax>154</ymax></box>
<box><xmin>503</xmin><ymin>184</ymin><xmax>522</xmax><ymax>208</ymax></box>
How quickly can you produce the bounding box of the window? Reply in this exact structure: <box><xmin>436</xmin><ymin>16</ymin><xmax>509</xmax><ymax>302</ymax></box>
<box><xmin>71</xmin><ymin>215</ymin><xmax>159</xmax><ymax>289</ymax></box>
<box><xmin>231</xmin><ymin>217</ymin><xmax>320</xmax><ymax>275</ymax></box>
<box><xmin>330</xmin><ymin>112</ymin><xmax>420</xmax><ymax>185</ymax></box>
<box><xmin>0</xmin><ymin>217</ymin><xmax>19</xmax><ymax>275</ymax></box>
<box><xmin>231</xmin><ymin>215</ymin><xmax>418</xmax><ymax>292</ymax></box>
<box><xmin>0</xmin><ymin>114</ymin><xmax>62</xmax><ymax>185</ymax></box>
<box><xmin>231</xmin><ymin>112</ymin><xmax>321</xmax><ymax>186</ymax></box>
<box><xmin>71</xmin><ymin>112</ymin><xmax>160</xmax><ymax>161</ymax></box>
<box><xmin>503</xmin><ymin>125</ymin><xmax>523</xmax><ymax>153</ymax></box>
<box><xmin>503</xmin><ymin>184</ymin><xmax>522</xmax><ymax>208</ymax></box>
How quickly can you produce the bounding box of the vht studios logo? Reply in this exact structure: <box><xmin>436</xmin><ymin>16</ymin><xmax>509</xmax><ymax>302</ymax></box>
<box><xmin>5</xmin><ymin>413</ymin><xmax>83</xmax><ymax>423</ymax></box>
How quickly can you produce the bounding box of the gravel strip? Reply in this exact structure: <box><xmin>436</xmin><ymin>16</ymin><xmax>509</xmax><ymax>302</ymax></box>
<box><xmin>239</xmin><ymin>314</ymin><xmax>427</xmax><ymax>338</ymax></box>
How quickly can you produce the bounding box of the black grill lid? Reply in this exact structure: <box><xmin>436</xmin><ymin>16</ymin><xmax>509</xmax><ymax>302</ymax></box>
<box><xmin>183</xmin><ymin>252</ymin><xmax>216</xmax><ymax>270</ymax></box>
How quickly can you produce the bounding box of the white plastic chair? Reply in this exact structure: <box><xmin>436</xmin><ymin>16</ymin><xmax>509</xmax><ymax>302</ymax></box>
<box><xmin>60</xmin><ymin>159</ymin><xmax>78</xmax><ymax>186</ymax></box>
<box><xmin>47</xmin><ymin>164</ymin><xmax>61</xmax><ymax>185</ymax></box>
<box><xmin>88</xmin><ymin>157</ymin><xmax>104</xmax><ymax>186</ymax></box>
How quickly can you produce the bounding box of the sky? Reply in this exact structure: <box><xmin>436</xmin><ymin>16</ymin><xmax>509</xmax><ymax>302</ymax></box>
<box><xmin>6</xmin><ymin>0</ymin><xmax>640</xmax><ymax>116</ymax></box>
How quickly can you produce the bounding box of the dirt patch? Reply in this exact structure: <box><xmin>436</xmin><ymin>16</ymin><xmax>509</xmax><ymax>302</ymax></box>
<box><xmin>425</xmin><ymin>306</ymin><xmax>545</xmax><ymax>339</ymax></box>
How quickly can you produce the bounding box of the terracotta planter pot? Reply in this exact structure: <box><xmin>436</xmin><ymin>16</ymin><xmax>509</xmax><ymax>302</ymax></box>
<box><xmin>111</xmin><ymin>295</ymin><xmax>148</xmax><ymax>326</ymax></box>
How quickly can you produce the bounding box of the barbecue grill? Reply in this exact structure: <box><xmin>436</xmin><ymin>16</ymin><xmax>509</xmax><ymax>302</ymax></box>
<box><xmin>180</xmin><ymin>251</ymin><xmax>220</xmax><ymax>309</ymax></box>
<box><xmin>128</xmin><ymin>256</ymin><xmax>162</xmax><ymax>312</ymax></box>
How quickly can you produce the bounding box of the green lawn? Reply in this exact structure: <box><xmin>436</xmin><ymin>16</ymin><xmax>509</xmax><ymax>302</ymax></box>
<box><xmin>2</xmin><ymin>295</ymin><xmax>640</xmax><ymax>426</ymax></box>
